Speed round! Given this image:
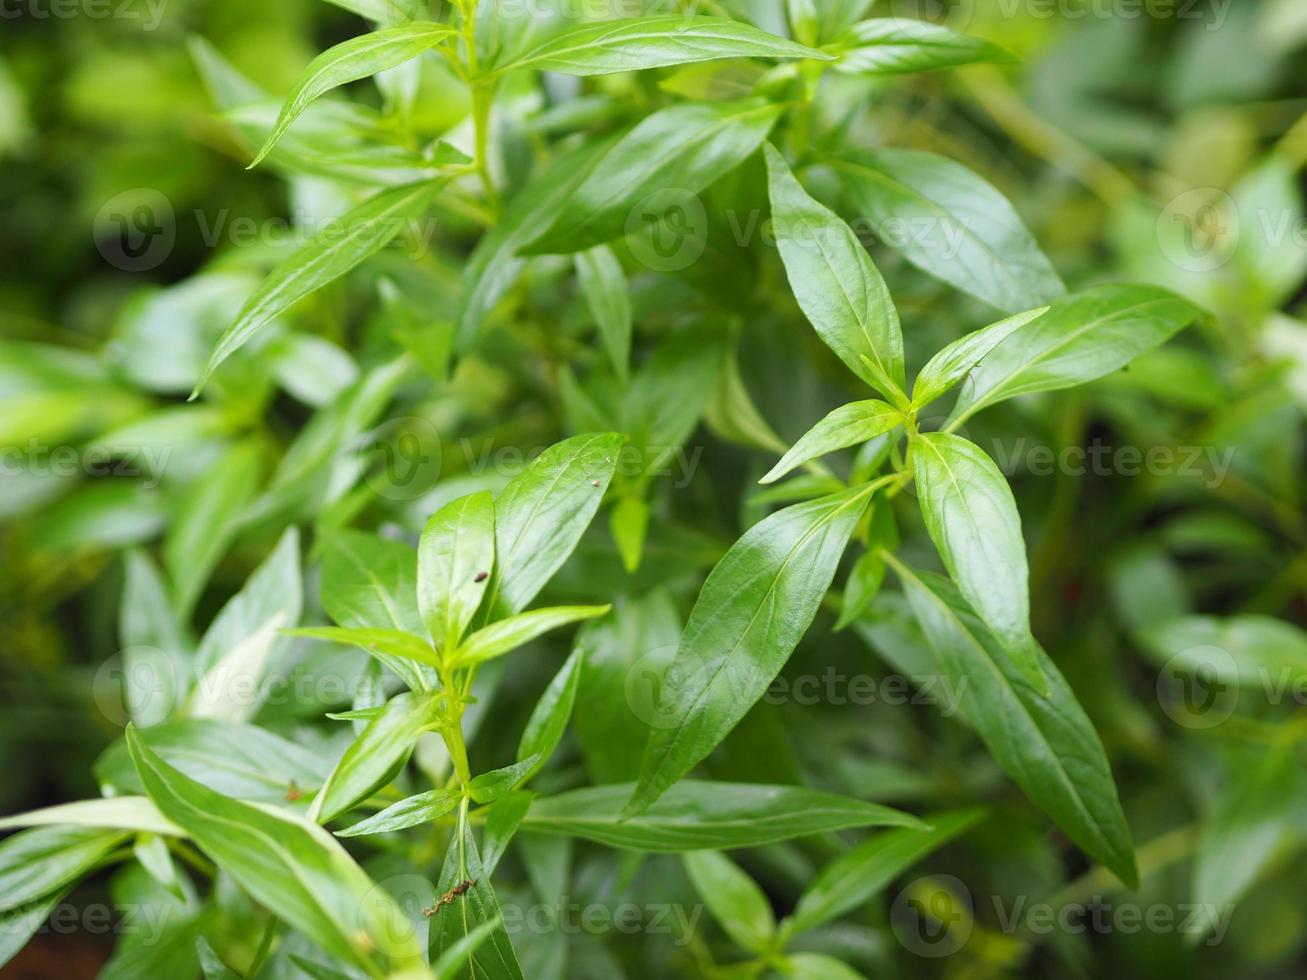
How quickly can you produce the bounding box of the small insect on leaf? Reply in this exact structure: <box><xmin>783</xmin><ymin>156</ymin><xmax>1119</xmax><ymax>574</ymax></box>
<box><xmin>423</xmin><ymin>878</ymin><xmax>478</xmax><ymax>917</ymax></box>
<box><xmin>474</xmin><ymin>571</ymin><xmax>489</xmax><ymax>583</ymax></box>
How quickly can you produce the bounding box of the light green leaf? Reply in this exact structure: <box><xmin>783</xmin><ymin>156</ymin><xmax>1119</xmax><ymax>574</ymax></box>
<box><xmin>911</xmin><ymin>307</ymin><xmax>1050</xmax><ymax>409</ymax></box>
<box><xmin>832</xmin><ymin>19</ymin><xmax>1016</xmax><ymax>75</ymax></box>
<box><xmin>418</xmin><ymin>490</ymin><xmax>496</xmax><ymax>651</ymax></box>
<box><xmin>789</xmin><ymin>808</ymin><xmax>986</xmax><ymax>933</ymax></box>
<box><xmin>335</xmin><ymin>787</ymin><xmax>461</xmax><ymax>837</ymax></box>
<box><xmin>517</xmin><ymin>646</ymin><xmax>584</xmax><ymax>782</ymax></box>
<box><xmin>950</xmin><ymin>283</ymin><xmax>1203</xmax><ymax>423</ymax></box>
<box><xmin>428</xmin><ymin>818</ymin><xmax>524</xmax><ymax>979</ymax></box>
<box><xmin>250</xmin><ymin>23</ymin><xmax>456</xmax><ymax>167</ymax></box>
<box><xmin>285</xmin><ymin>625</ymin><xmax>441</xmax><ymax>669</ymax></box>
<box><xmin>628</xmin><ymin>485</ymin><xmax>874</xmax><ymax>814</ymax></box>
<box><xmin>765</xmin><ymin>144</ymin><xmax>906</xmax><ymax>400</ymax></box>
<box><xmin>468</xmin><ymin>754</ymin><xmax>543</xmax><ymax>804</ymax></box>
<box><xmin>830</xmin><ymin>149</ymin><xmax>1065</xmax><ymax>314</ymax></box>
<box><xmin>0</xmin><ymin>889</ymin><xmax>71</xmax><ymax>970</ymax></box>
<box><xmin>126</xmin><ymin>726</ymin><xmax>423</xmax><ymax>972</ymax></box>
<box><xmin>610</xmin><ymin>496</ymin><xmax>650</xmax><ymax>573</ymax></box>
<box><xmin>492</xmin><ymin>15</ymin><xmax>829</xmax><ymax>76</ymax></box>
<box><xmin>576</xmin><ymin>245</ymin><xmax>633</xmax><ymax>380</ymax></box>
<box><xmin>888</xmin><ymin>562</ymin><xmax>1137</xmax><ymax>887</ymax></box>
<box><xmin>784</xmin><ymin>953</ymin><xmax>869</xmax><ymax>979</ymax></box>
<box><xmin>0</xmin><ymin>797</ymin><xmax>181</xmax><ymax>837</ymax></box>
<box><xmin>760</xmin><ymin>399</ymin><xmax>902</xmax><ymax>484</ymax></box>
<box><xmin>1136</xmin><ymin>615</ymin><xmax>1307</xmax><ymax>689</ymax></box>
<box><xmin>194</xmin><ymin>181</ymin><xmax>438</xmax><ymax>395</ymax></box>
<box><xmin>834</xmin><ymin>549</ymin><xmax>887</xmax><ymax>631</ymax></box>
<box><xmin>684</xmin><ymin>851</ymin><xmax>775</xmax><ymax>952</ymax></box>
<box><xmin>527</xmin><ymin>782</ymin><xmax>923</xmax><ymax>851</ymax></box>
<box><xmin>451</xmin><ymin>605</ymin><xmax>611</xmax><ymax>669</ymax></box>
<box><xmin>912</xmin><ymin>431</ymin><xmax>1045</xmax><ymax>693</ymax></box>
<box><xmin>0</xmin><ymin>826</ymin><xmax>127</xmax><ymax>913</ymax></box>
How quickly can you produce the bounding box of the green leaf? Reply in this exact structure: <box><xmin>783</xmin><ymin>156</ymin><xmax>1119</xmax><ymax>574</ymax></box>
<box><xmin>912</xmin><ymin>431</ymin><xmax>1045</xmax><ymax>693</ymax></box>
<box><xmin>911</xmin><ymin>307</ymin><xmax>1050</xmax><ymax>409</ymax></box>
<box><xmin>126</xmin><ymin>726</ymin><xmax>423</xmax><ymax>972</ymax></box>
<box><xmin>950</xmin><ymin>283</ymin><xmax>1203</xmax><ymax>424</ymax></box>
<box><xmin>528</xmin><ymin>100</ymin><xmax>782</xmax><ymax>255</ymax></box>
<box><xmin>0</xmin><ymin>826</ymin><xmax>127</xmax><ymax>912</ymax></box>
<box><xmin>488</xmin><ymin>432</ymin><xmax>623</xmax><ymax>615</ymax></box>
<box><xmin>311</xmin><ymin>691</ymin><xmax>437</xmax><ymax>823</ymax></box>
<box><xmin>788</xmin><ymin>808</ymin><xmax>986</xmax><ymax>933</ymax></box>
<box><xmin>1136</xmin><ymin>615</ymin><xmax>1307</xmax><ymax>688</ymax></box>
<box><xmin>428</xmin><ymin>819</ymin><xmax>524</xmax><ymax>979</ymax></box>
<box><xmin>527</xmin><ymin>782</ymin><xmax>922</xmax><ymax>851</ymax></box>
<box><xmin>765</xmin><ymin>144</ymin><xmax>906</xmax><ymax>400</ymax></box>
<box><xmin>432</xmin><ymin>916</ymin><xmax>507</xmax><ymax>979</ymax></box>
<box><xmin>517</xmin><ymin>646</ymin><xmax>584</xmax><ymax>782</ymax></box>
<box><xmin>830</xmin><ymin>149</ymin><xmax>1065</xmax><ymax>314</ymax></box>
<box><xmin>195</xmin><ymin>936</ymin><xmax>240</xmax><ymax>980</ymax></box>
<box><xmin>335</xmin><ymin>787</ymin><xmax>461</xmax><ymax>837</ymax></box>
<box><xmin>285</xmin><ymin>625</ymin><xmax>441</xmax><ymax>668</ymax></box>
<box><xmin>610</xmin><ymin>496</ymin><xmax>650</xmax><ymax>573</ymax></box>
<box><xmin>451</xmin><ymin>605</ymin><xmax>611</xmax><ymax>669</ymax></box>
<box><xmin>468</xmin><ymin>754</ymin><xmax>543</xmax><ymax>804</ymax></box>
<box><xmin>683</xmin><ymin>851</ymin><xmax>775</xmax><ymax>952</ymax></box>
<box><xmin>834</xmin><ymin>549</ymin><xmax>887</xmax><ymax>631</ymax></box>
<box><xmin>760</xmin><ymin>399</ymin><xmax>902</xmax><ymax>484</ymax></box>
<box><xmin>482</xmin><ymin>792</ymin><xmax>535</xmax><ymax>878</ymax></box>
<box><xmin>193</xmin><ymin>181</ymin><xmax>438</xmax><ymax>395</ymax></box>
<box><xmin>832</xmin><ymin>19</ymin><xmax>1016</xmax><ymax>75</ymax></box>
<box><xmin>784</xmin><ymin>953</ymin><xmax>869</xmax><ymax>980</ymax></box>
<box><xmin>887</xmin><ymin>562</ymin><xmax>1137</xmax><ymax>887</ymax></box>
<box><xmin>576</xmin><ymin>245</ymin><xmax>632</xmax><ymax>380</ymax></box>
<box><xmin>0</xmin><ymin>889</ymin><xmax>70</xmax><ymax>970</ymax></box>
<box><xmin>628</xmin><ymin>485</ymin><xmax>874</xmax><ymax>814</ymax></box>
<box><xmin>491</xmin><ymin>15</ymin><xmax>829</xmax><ymax>77</ymax></box>
<box><xmin>418</xmin><ymin>490</ymin><xmax>496</xmax><ymax>651</ymax></box>
<box><xmin>249</xmin><ymin>23</ymin><xmax>456</xmax><ymax>167</ymax></box>
<box><xmin>0</xmin><ymin>797</ymin><xmax>181</xmax><ymax>836</ymax></box>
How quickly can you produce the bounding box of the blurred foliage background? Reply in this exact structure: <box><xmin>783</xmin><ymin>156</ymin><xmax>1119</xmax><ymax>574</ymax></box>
<box><xmin>3</xmin><ymin>0</ymin><xmax>1307</xmax><ymax>976</ymax></box>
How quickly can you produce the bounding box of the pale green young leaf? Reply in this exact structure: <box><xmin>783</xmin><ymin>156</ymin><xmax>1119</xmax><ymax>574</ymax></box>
<box><xmin>249</xmin><ymin>23</ymin><xmax>457</xmax><ymax>168</ymax></box>
<box><xmin>450</xmin><ymin>605</ymin><xmax>611</xmax><ymax>669</ymax></box>
<box><xmin>951</xmin><ymin>283</ymin><xmax>1203</xmax><ymax>424</ymax></box>
<box><xmin>830</xmin><ymin>149</ymin><xmax>1065</xmax><ymax>314</ymax></box>
<box><xmin>468</xmin><ymin>754</ymin><xmax>543</xmax><ymax>804</ymax></box>
<box><xmin>888</xmin><ymin>562</ymin><xmax>1137</xmax><ymax>887</ymax></box>
<box><xmin>193</xmin><ymin>181</ymin><xmax>438</xmax><ymax>395</ymax></box>
<box><xmin>491</xmin><ymin>15</ymin><xmax>830</xmax><ymax>77</ymax></box>
<box><xmin>188</xmin><ymin>611</ymin><xmax>286</xmax><ymax>722</ymax></box>
<box><xmin>834</xmin><ymin>549</ymin><xmax>887</xmax><ymax>631</ymax></box>
<box><xmin>576</xmin><ymin>245</ymin><xmax>633</xmax><ymax>380</ymax></box>
<box><xmin>628</xmin><ymin>485</ymin><xmax>874</xmax><ymax>815</ymax></box>
<box><xmin>683</xmin><ymin>851</ymin><xmax>775</xmax><ymax>952</ymax></box>
<box><xmin>0</xmin><ymin>797</ymin><xmax>180</xmax><ymax>836</ymax></box>
<box><xmin>760</xmin><ymin>399</ymin><xmax>903</xmax><ymax>484</ymax></box>
<box><xmin>911</xmin><ymin>307</ymin><xmax>1050</xmax><ymax>409</ymax></box>
<box><xmin>0</xmin><ymin>889</ymin><xmax>69</xmax><ymax>970</ymax></box>
<box><xmin>913</xmin><ymin>431</ymin><xmax>1046</xmax><ymax>694</ymax></box>
<box><xmin>335</xmin><ymin>787</ymin><xmax>461</xmax><ymax>837</ymax></box>
<box><xmin>418</xmin><ymin>490</ymin><xmax>496</xmax><ymax>651</ymax></box>
<box><xmin>784</xmin><ymin>954</ymin><xmax>869</xmax><ymax>979</ymax></box>
<box><xmin>833</xmin><ymin>19</ymin><xmax>1016</xmax><ymax>75</ymax></box>
<box><xmin>610</xmin><ymin>495</ymin><xmax>650</xmax><ymax>573</ymax></box>
<box><xmin>517</xmin><ymin>646</ymin><xmax>584</xmax><ymax>782</ymax></box>
<box><xmin>0</xmin><ymin>826</ymin><xmax>127</xmax><ymax>913</ymax></box>
<box><xmin>765</xmin><ymin>144</ymin><xmax>906</xmax><ymax>398</ymax></box>
<box><xmin>284</xmin><ymin>626</ymin><xmax>441</xmax><ymax>668</ymax></box>
<box><xmin>527</xmin><ymin>782</ymin><xmax>923</xmax><ymax>851</ymax></box>
<box><xmin>789</xmin><ymin>808</ymin><xmax>986</xmax><ymax>933</ymax></box>
<box><xmin>125</xmin><ymin>726</ymin><xmax>423</xmax><ymax>972</ymax></box>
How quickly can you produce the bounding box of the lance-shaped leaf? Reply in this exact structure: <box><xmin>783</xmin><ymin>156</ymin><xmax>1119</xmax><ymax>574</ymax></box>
<box><xmin>516</xmin><ymin>646</ymin><xmax>584</xmax><ymax>782</ymax></box>
<box><xmin>789</xmin><ymin>808</ymin><xmax>986</xmax><ymax>934</ymax></box>
<box><xmin>684</xmin><ymin>851</ymin><xmax>775</xmax><ymax>952</ymax></box>
<box><xmin>951</xmin><ymin>283</ymin><xmax>1203</xmax><ymax>423</ymax></box>
<box><xmin>761</xmin><ymin>399</ymin><xmax>903</xmax><ymax>484</ymax></box>
<box><xmin>527</xmin><ymin>782</ymin><xmax>922</xmax><ymax>851</ymax></box>
<box><xmin>785</xmin><ymin>954</ymin><xmax>868</xmax><ymax>980</ymax></box>
<box><xmin>628</xmin><ymin>485</ymin><xmax>874</xmax><ymax>814</ymax></box>
<box><xmin>250</xmin><ymin>22</ymin><xmax>456</xmax><ymax>167</ymax></box>
<box><xmin>468</xmin><ymin>754</ymin><xmax>543</xmax><ymax>804</ymax></box>
<box><xmin>913</xmin><ymin>431</ymin><xmax>1046</xmax><ymax>693</ymax></box>
<box><xmin>491</xmin><ymin>15</ymin><xmax>829</xmax><ymax>77</ymax></box>
<box><xmin>125</xmin><ymin>726</ymin><xmax>423</xmax><ymax>973</ymax></box>
<box><xmin>418</xmin><ymin>490</ymin><xmax>496</xmax><ymax>652</ymax></box>
<box><xmin>193</xmin><ymin>181</ymin><xmax>438</xmax><ymax>395</ymax></box>
<box><xmin>285</xmin><ymin>626</ymin><xmax>441</xmax><ymax>669</ymax></box>
<box><xmin>429</xmin><ymin>819</ymin><xmax>524</xmax><ymax>979</ymax></box>
<box><xmin>450</xmin><ymin>606</ymin><xmax>611</xmax><ymax>669</ymax></box>
<box><xmin>528</xmin><ymin>100</ymin><xmax>782</xmax><ymax>255</ymax></box>
<box><xmin>0</xmin><ymin>797</ymin><xmax>181</xmax><ymax>837</ymax></box>
<box><xmin>887</xmin><ymin>562</ymin><xmax>1137</xmax><ymax>887</ymax></box>
<box><xmin>0</xmin><ymin>826</ymin><xmax>128</xmax><ymax>912</ymax></box>
<box><xmin>1136</xmin><ymin>614</ymin><xmax>1307</xmax><ymax>689</ymax></box>
<box><xmin>832</xmin><ymin>19</ymin><xmax>1016</xmax><ymax>75</ymax></box>
<box><xmin>488</xmin><ymin>432</ymin><xmax>623</xmax><ymax>615</ymax></box>
<box><xmin>830</xmin><ymin>149</ymin><xmax>1064</xmax><ymax>314</ymax></box>
<box><xmin>576</xmin><ymin>245</ymin><xmax>633</xmax><ymax>380</ymax></box>
<box><xmin>310</xmin><ymin>691</ymin><xmax>437</xmax><ymax>823</ymax></box>
<box><xmin>336</xmin><ymin>787</ymin><xmax>461</xmax><ymax>837</ymax></box>
<box><xmin>911</xmin><ymin>307</ymin><xmax>1049</xmax><ymax>409</ymax></box>
<box><xmin>765</xmin><ymin>144</ymin><xmax>906</xmax><ymax>401</ymax></box>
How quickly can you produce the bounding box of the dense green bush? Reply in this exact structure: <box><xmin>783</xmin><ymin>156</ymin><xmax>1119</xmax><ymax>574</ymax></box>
<box><xmin>3</xmin><ymin>1</ymin><xmax>1307</xmax><ymax>977</ymax></box>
